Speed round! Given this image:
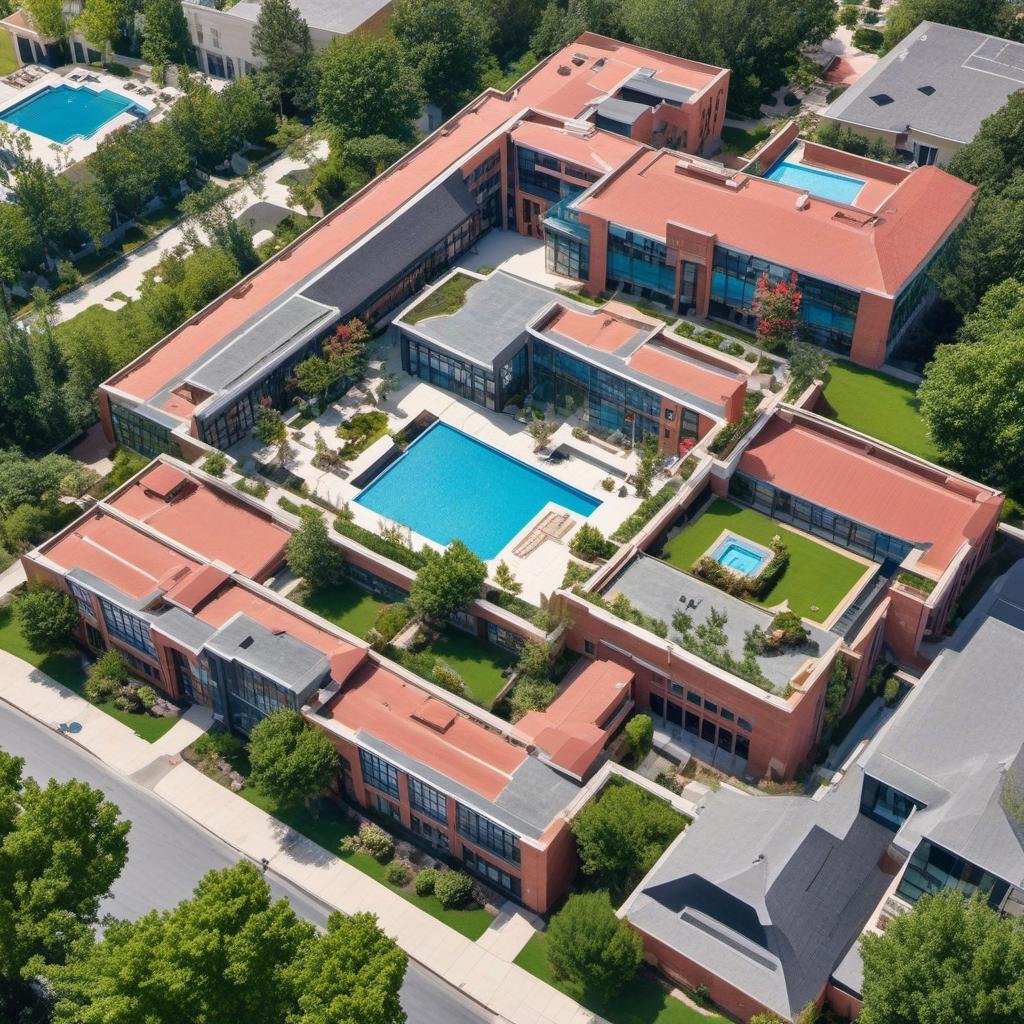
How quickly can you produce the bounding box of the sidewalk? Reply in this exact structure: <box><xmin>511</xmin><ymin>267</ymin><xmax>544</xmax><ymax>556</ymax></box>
<box><xmin>0</xmin><ymin>650</ymin><xmax>598</xmax><ymax>1024</ymax></box>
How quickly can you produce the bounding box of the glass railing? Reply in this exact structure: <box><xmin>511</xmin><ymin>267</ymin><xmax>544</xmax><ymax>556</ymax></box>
<box><xmin>544</xmin><ymin>196</ymin><xmax>590</xmax><ymax>241</ymax></box>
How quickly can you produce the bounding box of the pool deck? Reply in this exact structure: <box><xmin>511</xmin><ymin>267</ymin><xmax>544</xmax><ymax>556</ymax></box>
<box><xmin>234</xmin><ymin>342</ymin><xmax>646</xmax><ymax>604</ymax></box>
<box><xmin>0</xmin><ymin>66</ymin><xmax>167</xmax><ymax>168</ymax></box>
<box><xmin>766</xmin><ymin>141</ymin><xmax>899</xmax><ymax>212</ymax></box>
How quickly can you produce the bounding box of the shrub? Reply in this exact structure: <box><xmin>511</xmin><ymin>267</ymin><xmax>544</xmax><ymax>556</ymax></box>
<box><xmin>569</xmin><ymin>524</ymin><xmax>617</xmax><ymax>562</ymax></box>
<box><xmin>611</xmin><ymin>480</ymin><xmax>681</xmax><ymax>543</ymax></box>
<box><xmin>434</xmin><ymin>870</ymin><xmax>474</xmax><ymax>909</ymax></box>
<box><xmin>114</xmin><ymin>688</ymin><xmax>144</xmax><ymax>713</ymax></box>
<box><xmin>334</xmin><ymin>517</ymin><xmax>428</xmax><ymax>570</ymax></box>
<box><xmin>385</xmin><ymin>862</ymin><xmax>410</xmax><ymax>887</ymax></box>
<box><xmin>561</xmin><ymin>560</ymin><xmax>595</xmax><ymax>588</ymax></box>
<box><xmin>571</xmin><ymin>425</ymin><xmax>589</xmax><ymax>440</ymax></box>
<box><xmin>192</xmin><ymin>729</ymin><xmax>246</xmax><ymax>766</ymax></box>
<box><xmin>414</xmin><ymin>867</ymin><xmax>438</xmax><ymax>896</ymax></box>
<box><xmin>358</xmin><ymin>822</ymin><xmax>395</xmax><ymax>862</ymax></box>
<box><xmin>409</xmin><ymin>541</ymin><xmax>487</xmax><ymax>620</ymax></box>
<box><xmin>853</xmin><ymin>27</ymin><xmax>883</xmax><ymax>51</ymax></box>
<box><xmin>864</xmin><ymin>9</ymin><xmax>878</xmax><ymax>22</ymax></box>
<box><xmin>100</xmin><ymin>449</ymin><xmax>149</xmax><ymax>494</ymax></box>
<box><xmin>507</xmin><ymin>679</ymin><xmax>557</xmax><ymax>721</ymax></box>
<box><xmin>201</xmin><ymin>451</ymin><xmax>227</xmax><ymax>477</ymax></box>
<box><xmin>136</xmin><ymin>685</ymin><xmax>158</xmax><ymax>711</ymax></box>
<box><xmin>372</xmin><ymin>603</ymin><xmax>411</xmax><ymax>645</ymax></box>
<box><xmin>83</xmin><ymin>673</ymin><xmax>120</xmax><ymax>704</ymax></box>
<box><xmin>278</xmin><ymin>495</ymin><xmax>303</xmax><ymax>515</ymax></box>
<box><xmin>15</xmin><ymin>582</ymin><xmax>79</xmax><ymax>654</ymax></box>
<box><xmin>235</xmin><ymin>477</ymin><xmax>270</xmax><ymax>499</ymax></box>
<box><xmin>431</xmin><ymin>662</ymin><xmax>465</xmax><ymax>695</ymax></box>
<box><xmin>883</xmin><ymin>677</ymin><xmax>900</xmax><ymax>705</ymax></box>
<box><xmin>725</xmin><ymin>341</ymin><xmax>745</xmax><ymax>356</ymax></box>
<box><xmin>839</xmin><ymin>6</ymin><xmax>859</xmax><ymax>27</ymax></box>
<box><xmin>624</xmin><ymin>714</ymin><xmax>654</xmax><ymax>760</ymax></box>
<box><xmin>783</xmin><ymin>92</ymin><xmax>799</xmax><ymax>107</ymax></box>
<box><xmin>601</xmin><ymin>476</ymin><xmax>616</xmax><ymax>492</ymax></box>
<box><xmin>674</xmin><ymin>321</ymin><xmax>695</xmax><ymax>338</ymax></box>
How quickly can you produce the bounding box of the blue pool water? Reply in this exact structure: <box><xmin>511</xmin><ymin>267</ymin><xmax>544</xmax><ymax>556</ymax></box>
<box><xmin>356</xmin><ymin>422</ymin><xmax>601</xmax><ymax>559</ymax></box>
<box><xmin>765</xmin><ymin>160</ymin><xmax>865</xmax><ymax>205</ymax></box>
<box><xmin>710</xmin><ymin>535</ymin><xmax>771</xmax><ymax>576</ymax></box>
<box><xmin>0</xmin><ymin>84</ymin><xmax>143</xmax><ymax>144</ymax></box>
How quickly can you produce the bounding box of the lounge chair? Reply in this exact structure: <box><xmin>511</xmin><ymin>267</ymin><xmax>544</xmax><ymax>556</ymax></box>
<box><xmin>123</xmin><ymin>81</ymin><xmax>137</xmax><ymax>91</ymax></box>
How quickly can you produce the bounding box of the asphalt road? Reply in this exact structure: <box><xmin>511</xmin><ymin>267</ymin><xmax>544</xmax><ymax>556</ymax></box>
<box><xmin>0</xmin><ymin>701</ymin><xmax>493</xmax><ymax>1024</ymax></box>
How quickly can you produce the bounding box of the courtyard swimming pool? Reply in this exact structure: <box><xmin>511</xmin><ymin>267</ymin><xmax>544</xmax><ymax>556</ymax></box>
<box><xmin>0</xmin><ymin>84</ymin><xmax>144</xmax><ymax>144</ymax></box>
<box><xmin>764</xmin><ymin>160</ymin><xmax>865</xmax><ymax>205</ymax></box>
<box><xmin>355</xmin><ymin>422</ymin><xmax>601</xmax><ymax>559</ymax></box>
<box><xmin>709</xmin><ymin>533</ymin><xmax>772</xmax><ymax>576</ymax></box>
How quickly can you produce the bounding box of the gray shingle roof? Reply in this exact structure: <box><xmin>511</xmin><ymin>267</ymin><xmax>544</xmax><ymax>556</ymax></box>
<box><xmin>229</xmin><ymin>0</ymin><xmax>391</xmax><ymax>36</ymax></box>
<box><xmin>825</xmin><ymin>22</ymin><xmax>1024</xmax><ymax>145</ymax></box>
<box><xmin>624</xmin><ymin>72</ymin><xmax>696</xmax><ymax>105</ymax></box>
<box><xmin>624</xmin><ymin>772</ymin><xmax>892</xmax><ymax>1021</ymax></box>
<box><xmin>860</xmin><ymin>560</ymin><xmax>1024</xmax><ymax>888</ymax></box>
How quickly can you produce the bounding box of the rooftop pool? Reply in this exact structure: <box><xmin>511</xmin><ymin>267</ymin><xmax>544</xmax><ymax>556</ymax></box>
<box><xmin>355</xmin><ymin>422</ymin><xmax>601</xmax><ymax>559</ymax></box>
<box><xmin>709</xmin><ymin>532</ymin><xmax>772</xmax><ymax>576</ymax></box>
<box><xmin>764</xmin><ymin>160</ymin><xmax>865</xmax><ymax>205</ymax></box>
<box><xmin>0</xmin><ymin>84</ymin><xmax>144</xmax><ymax>144</ymax></box>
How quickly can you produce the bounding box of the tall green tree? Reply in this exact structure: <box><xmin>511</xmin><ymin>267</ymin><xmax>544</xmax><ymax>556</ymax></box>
<box><xmin>860</xmin><ymin>890</ymin><xmax>1024</xmax><ymax>1024</ymax></box>
<box><xmin>409</xmin><ymin>539</ymin><xmax>487</xmax><ymax>620</ymax></box>
<box><xmin>14</xmin><ymin>583</ymin><xmax>80</xmax><ymax>654</ymax></box>
<box><xmin>571</xmin><ymin>779</ymin><xmax>685</xmax><ymax>897</ymax></box>
<box><xmin>545</xmin><ymin>892</ymin><xmax>643</xmax><ymax>999</ymax></box>
<box><xmin>286</xmin><ymin>506</ymin><xmax>343</xmax><ymax>590</ymax></box>
<box><xmin>141</xmin><ymin>0</ymin><xmax>194</xmax><ymax>74</ymax></box>
<box><xmin>947</xmin><ymin>93</ymin><xmax>1024</xmax><ymax>194</ymax></box>
<box><xmin>45</xmin><ymin>863</ymin><xmax>317</xmax><ymax>1024</ymax></box>
<box><xmin>22</xmin><ymin>0</ymin><xmax>67</xmax><ymax>40</ymax></box>
<box><xmin>0</xmin><ymin>314</ymin><xmax>44</xmax><ymax>450</ymax></box>
<box><xmin>0</xmin><ymin>749</ymin><xmax>130</xmax><ymax>987</ymax></box>
<box><xmin>251</xmin><ymin>0</ymin><xmax>317</xmax><ymax>111</ymax></box>
<box><xmin>247</xmin><ymin>709</ymin><xmax>340</xmax><ymax>808</ymax></box>
<box><xmin>165</xmin><ymin>71</ymin><xmax>235</xmax><ymax>170</ymax></box>
<box><xmin>531</xmin><ymin>0</ymin><xmax>592</xmax><ymax>57</ymax></box>
<box><xmin>76</xmin><ymin>0</ymin><xmax>130</xmax><ymax>61</ymax></box>
<box><xmin>883</xmin><ymin>0</ymin><xmax>1012</xmax><ymax>51</ymax></box>
<box><xmin>393</xmin><ymin>0</ymin><xmax>495</xmax><ymax>113</ymax></box>
<box><xmin>315</xmin><ymin>34</ymin><xmax>423</xmax><ymax>141</ymax></box>
<box><xmin>0</xmin><ymin>205</ymin><xmax>40</xmax><ymax>293</ymax></box>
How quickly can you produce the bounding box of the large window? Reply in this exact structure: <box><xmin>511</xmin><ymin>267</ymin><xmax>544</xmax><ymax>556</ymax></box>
<box><xmin>110</xmin><ymin>404</ymin><xmax>175</xmax><ymax>458</ymax></box>
<box><xmin>408</xmin><ymin>775</ymin><xmax>448</xmax><ymax>824</ymax></box>
<box><xmin>516</xmin><ymin>146</ymin><xmax>589</xmax><ymax>205</ymax></box>
<box><xmin>226</xmin><ymin>663</ymin><xmax>296</xmax><ymax>733</ymax></box>
<box><xmin>402</xmin><ymin>334</ymin><xmax>496</xmax><ymax>409</ymax></box>
<box><xmin>709</xmin><ymin>247</ymin><xmax>858</xmax><ymax>355</ymax></box>
<box><xmin>69</xmin><ymin>580</ymin><xmax>96</xmax><ymax>618</ymax></box>
<box><xmin>99</xmin><ymin>598</ymin><xmax>157</xmax><ymax>658</ymax></box>
<box><xmin>897</xmin><ymin>840</ymin><xmax>1010</xmax><ymax>910</ymax></box>
<box><xmin>606</xmin><ymin>225</ymin><xmax>676</xmax><ymax>306</ymax></box>
<box><xmin>360</xmin><ymin>749</ymin><xmax>400</xmax><ymax>798</ymax></box>
<box><xmin>456</xmin><ymin>804</ymin><xmax>520</xmax><ymax>864</ymax></box>
<box><xmin>860</xmin><ymin>775</ymin><xmax>924</xmax><ymax>829</ymax></box>
<box><xmin>463</xmin><ymin>846</ymin><xmax>521</xmax><ymax>897</ymax></box>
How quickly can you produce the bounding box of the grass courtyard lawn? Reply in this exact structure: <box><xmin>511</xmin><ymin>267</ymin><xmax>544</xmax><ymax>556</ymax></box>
<box><xmin>404</xmin><ymin>272</ymin><xmax>477</xmax><ymax>324</ymax></box>
<box><xmin>0</xmin><ymin>607</ymin><xmax>177</xmax><ymax>742</ymax></box>
<box><xmin>0</xmin><ymin>32</ymin><xmax>16</xmax><ymax>75</ymax></box>
<box><xmin>821</xmin><ymin>362</ymin><xmax>940</xmax><ymax>463</ymax></box>
<box><xmin>661</xmin><ymin>499</ymin><xmax>867</xmax><ymax>622</ymax></box>
<box><xmin>721</xmin><ymin>122</ymin><xmax>773</xmax><ymax>156</ymax></box>
<box><xmin>515</xmin><ymin>935</ymin><xmax>727</xmax><ymax>1024</ymax></box>
<box><xmin>239</xmin><ymin>786</ymin><xmax>493</xmax><ymax>939</ymax></box>
<box><xmin>427</xmin><ymin>626</ymin><xmax>515</xmax><ymax>708</ymax></box>
<box><xmin>299</xmin><ymin>583</ymin><xmax>390</xmax><ymax>641</ymax></box>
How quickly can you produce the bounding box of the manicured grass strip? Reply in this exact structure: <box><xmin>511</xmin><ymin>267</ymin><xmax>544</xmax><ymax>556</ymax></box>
<box><xmin>661</xmin><ymin>499</ymin><xmax>866</xmax><ymax>622</ymax></box>
<box><xmin>300</xmin><ymin>584</ymin><xmax>389</xmax><ymax>641</ymax></box>
<box><xmin>426</xmin><ymin>626</ymin><xmax>514</xmax><ymax>708</ymax></box>
<box><xmin>0</xmin><ymin>607</ymin><xmax>177</xmax><ymax>742</ymax></box>
<box><xmin>0</xmin><ymin>33</ymin><xmax>17</xmax><ymax>76</ymax></box>
<box><xmin>515</xmin><ymin>935</ymin><xmax>728</xmax><ymax>1024</ymax></box>
<box><xmin>720</xmin><ymin>123</ymin><xmax>772</xmax><ymax>156</ymax></box>
<box><xmin>239</xmin><ymin>786</ymin><xmax>493</xmax><ymax>940</ymax></box>
<box><xmin>821</xmin><ymin>362</ymin><xmax>939</xmax><ymax>463</ymax></box>
<box><xmin>404</xmin><ymin>273</ymin><xmax>477</xmax><ymax>323</ymax></box>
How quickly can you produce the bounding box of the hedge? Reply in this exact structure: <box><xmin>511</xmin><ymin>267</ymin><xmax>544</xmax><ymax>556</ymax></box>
<box><xmin>333</xmin><ymin>517</ymin><xmax>428</xmax><ymax>571</ymax></box>
<box><xmin>611</xmin><ymin>480</ymin><xmax>681</xmax><ymax>542</ymax></box>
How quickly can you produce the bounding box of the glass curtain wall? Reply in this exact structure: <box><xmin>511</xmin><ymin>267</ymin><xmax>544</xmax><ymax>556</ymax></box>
<box><xmin>606</xmin><ymin>224</ymin><xmax>676</xmax><ymax>306</ymax></box>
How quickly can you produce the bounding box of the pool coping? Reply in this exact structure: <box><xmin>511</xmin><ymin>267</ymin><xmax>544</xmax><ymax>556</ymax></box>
<box><xmin>703</xmin><ymin>529</ymin><xmax>775</xmax><ymax>578</ymax></box>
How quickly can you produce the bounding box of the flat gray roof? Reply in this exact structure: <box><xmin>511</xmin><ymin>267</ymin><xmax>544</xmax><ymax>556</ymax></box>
<box><xmin>605</xmin><ymin>554</ymin><xmax>837</xmax><ymax>693</ymax></box>
<box><xmin>624</xmin><ymin>770</ymin><xmax>892</xmax><ymax>1021</ymax></box>
<box><xmin>229</xmin><ymin>0</ymin><xmax>391</xmax><ymax>35</ymax></box>
<box><xmin>860</xmin><ymin>560</ymin><xmax>1024</xmax><ymax>888</ymax></box>
<box><xmin>597</xmin><ymin>97</ymin><xmax>649</xmax><ymax>125</ymax></box>
<box><xmin>825</xmin><ymin>22</ymin><xmax>1024</xmax><ymax>144</ymax></box>
<box><xmin>624</xmin><ymin>72</ymin><xmax>697</xmax><ymax>105</ymax></box>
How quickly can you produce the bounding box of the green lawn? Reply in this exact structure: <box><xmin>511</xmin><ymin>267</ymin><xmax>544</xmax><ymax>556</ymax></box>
<box><xmin>427</xmin><ymin>627</ymin><xmax>515</xmax><ymax>708</ymax></box>
<box><xmin>0</xmin><ymin>32</ymin><xmax>16</xmax><ymax>76</ymax></box>
<box><xmin>239</xmin><ymin>786</ymin><xmax>493</xmax><ymax>939</ymax></box>
<box><xmin>404</xmin><ymin>273</ymin><xmax>477</xmax><ymax>324</ymax></box>
<box><xmin>821</xmin><ymin>362</ymin><xmax>940</xmax><ymax>463</ymax></box>
<box><xmin>299</xmin><ymin>583</ymin><xmax>390</xmax><ymax>641</ymax></box>
<box><xmin>515</xmin><ymin>935</ymin><xmax>727</xmax><ymax>1024</ymax></box>
<box><xmin>720</xmin><ymin>123</ymin><xmax>773</xmax><ymax>156</ymax></box>
<box><xmin>0</xmin><ymin>607</ymin><xmax>177</xmax><ymax>742</ymax></box>
<box><xmin>661</xmin><ymin>499</ymin><xmax>867</xmax><ymax>622</ymax></box>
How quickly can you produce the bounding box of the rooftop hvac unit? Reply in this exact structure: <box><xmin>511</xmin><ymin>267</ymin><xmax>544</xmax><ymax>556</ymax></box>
<box><xmin>795</xmin><ymin>192</ymin><xmax>810</xmax><ymax>210</ymax></box>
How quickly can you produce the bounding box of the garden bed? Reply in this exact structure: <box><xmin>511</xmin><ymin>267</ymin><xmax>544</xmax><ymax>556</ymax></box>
<box><xmin>403</xmin><ymin>273</ymin><xmax>478</xmax><ymax>324</ymax></box>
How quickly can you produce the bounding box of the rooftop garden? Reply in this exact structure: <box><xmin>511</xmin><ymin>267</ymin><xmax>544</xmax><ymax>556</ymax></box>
<box><xmin>403</xmin><ymin>273</ymin><xmax>478</xmax><ymax>324</ymax></box>
<box><xmin>819</xmin><ymin>362</ymin><xmax>940</xmax><ymax>464</ymax></box>
<box><xmin>660</xmin><ymin>499</ymin><xmax>866</xmax><ymax>622</ymax></box>
<box><xmin>298</xmin><ymin>582</ymin><xmax>391</xmax><ymax>640</ymax></box>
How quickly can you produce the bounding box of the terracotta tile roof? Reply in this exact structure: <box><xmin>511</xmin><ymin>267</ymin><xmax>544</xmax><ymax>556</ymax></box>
<box><xmin>577</xmin><ymin>152</ymin><xmax>975</xmax><ymax>295</ymax></box>
<box><xmin>628</xmin><ymin>341</ymin><xmax>747</xmax><ymax>409</ymax></box>
<box><xmin>739</xmin><ymin>415</ymin><xmax>1002</xmax><ymax>572</ymax></box>
<box><xmin>510</xmin><ymin>120</ymin><xmax>642</xmax><ymax>173</ymax></box>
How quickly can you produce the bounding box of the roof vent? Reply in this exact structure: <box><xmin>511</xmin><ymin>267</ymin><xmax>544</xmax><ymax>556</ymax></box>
<box><xmin>795</xmin><ymin>192</ymin><xmax>810</xmax><ymax>210</ymax></box>
<box><xmin>239</xmin><ymin>636</ymin><xmax>254</xmax><ymax>649</ymax></box>
<box><xmin>591</xmin><ymin>57</ymin><xmax>606</xmax><ymax>70</ymax></box>
<box><xmin>869</xmin><ymin>93</ymin><xmax>894</xmax><ymax>106</ymax></box>
<box><xmin>917</xmin><ymin>84</ymin><xmax>936</xmax><ymax>95</ymax></box>
<box><xmin>636</xmin><ymin>67</ymin><xmax>657</xmax><ymax>78</ymax></box>
<box><xmin>571</xmin><ymin>52</ymin><xmax>587</xmax><ymax>66</ymax></box>
<box><xmin>557</xmin><ymin>64</ymin><xmax>571</xmax><ymax>76</ymax></box>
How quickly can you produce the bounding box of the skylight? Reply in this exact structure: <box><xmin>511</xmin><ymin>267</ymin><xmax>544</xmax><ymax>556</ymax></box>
<box><xmin>870</xmin><ymin>94</ymin><xmax>894</xmax><ymax>106</ymax></box>
<box><xmin>917</xmin><ymin>85</ymin><xmax>936</xmax><ymax>95</ymax></box>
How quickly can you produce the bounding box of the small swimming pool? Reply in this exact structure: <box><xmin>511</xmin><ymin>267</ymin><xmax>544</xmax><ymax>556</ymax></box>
<box><xmin>0</xmin><ymin>84</ymin><xmax>144</xmax><ymax>144</ymax></box>
<box><xmin>765</xmin><ymin>160</ymin><xmax>865</xmax><ymax>205</ymax></box>
<box><xmin>709</xmin><ymin>533</ymin><xmax>772</xmax><ymax>576</ymax></box>
<box><xmin>356</xmin><ymin>422</ymin><xmax>601</xmax><ymax>559</ymax></box>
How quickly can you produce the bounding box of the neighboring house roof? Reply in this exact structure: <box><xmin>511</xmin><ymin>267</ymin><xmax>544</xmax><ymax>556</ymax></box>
<box><xmin>623</xmin><ymin>771</ymin><xmax>894</xmax><ymax>1022</ymax></box>
<box><xmin>738</xmin><ymin>413</ymin><xmax>1002</xmax><ymax>574</ymax></box>
<box><xmin>860</xmin><ymin>561</ymin><xmax>1024</xmax><ymax>889</ymax></box>
<box><xmin>227</xmin><ymin>0</ymin><xmax>392</xmax><ymax>36</ymax></box>
<box><xmin>824</xmin><ymin>22</ymin><xmax>1024</xmax><ymax>145</ymax></box>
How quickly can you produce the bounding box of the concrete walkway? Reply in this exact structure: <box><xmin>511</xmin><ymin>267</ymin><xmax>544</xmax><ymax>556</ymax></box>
<box><xmin>52</xmin><ymin>145</ymin><xmax>321</xmax><ymax>324</ymax></box>
<box><xmin>0</xmin><ymin>650</ymin><xmax>599</xmax><ymax>1024</ymax></box>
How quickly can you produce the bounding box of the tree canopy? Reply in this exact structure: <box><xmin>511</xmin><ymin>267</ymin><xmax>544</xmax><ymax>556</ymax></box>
<box><xmin>393</xmin><ymin>0</ymin><xmax>495</xmax><ymax>113</ymax></box>
<box><xmin>545</xmin><ymin>892</ymin><xmax>643</xmax><ymax>998</ymax></box>
<box><xmin>251</xmin><ymin>0</ymin><xmax>317</xmax><ymax>111</ymax></box>
<box><xmin>571</xmin><ymin>779</ymin><xmax>686</xmax><ymax>896</ymax></box>
<box><xmin>247</xmin><ymin>709</ymin><xmax>340</xmax><ymax>807</ymax></box>
<box><xmin>409</xmin><ymin>540</ymin><xmax>487</xmax><ymax>620</ymax></box>
<box><xmin>0</xmin><ymin>749</ymin><xmax>130</xmax><ymax>986</ymax></box>
<box><xmin>286</xmin><ymin>507</ymin><xmax>344</xmax><ymax>591</ymax></box>
<box><xmin>141</xmin><ymin>0</ymin><xmax>195</xmax><ymax>73</ymax></box>
<box><xmin>14</xmin><ymin>582</ymin><xmax>80</xmax><ymax>654</ymax></box>
<box><xmin>882</xmin><ymin>0</ymin><xmax>1014</xmax><ymax>51</ymax></box>
<box><xmin>860</xmin><ymin>890</ymin><xmax>1024</xmax><ymax>1024</ymax></box>
<box><xmin>315</xmin><ymin>34</ymin><xmax>423</xmax><ymax>141</ymax></box>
